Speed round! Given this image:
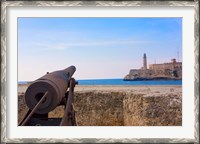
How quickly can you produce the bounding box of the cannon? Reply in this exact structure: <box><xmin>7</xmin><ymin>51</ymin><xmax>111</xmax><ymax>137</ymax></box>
<box><xmin>19</xmin><ymin>66</ymin><xmax>78</xmax><ymax>126</ymax></box>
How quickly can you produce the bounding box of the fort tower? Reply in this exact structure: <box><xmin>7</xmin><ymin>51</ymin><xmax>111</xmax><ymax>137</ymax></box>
<box><xmin>143</xmin><ymin>53</ymin><xmax>147</xmax><ymax>70</ymax></box>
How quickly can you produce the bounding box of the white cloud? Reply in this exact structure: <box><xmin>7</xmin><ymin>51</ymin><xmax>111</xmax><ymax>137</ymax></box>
<box><xmin>32</xmin><ymin>39</ymin><xmax>158</xmax><ymax>51</ymax></box>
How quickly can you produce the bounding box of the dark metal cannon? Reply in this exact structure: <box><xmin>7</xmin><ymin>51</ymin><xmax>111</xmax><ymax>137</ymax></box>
<box><xmin>19</xmin><ymin>66</ymin><xmax>78</xmax><ymax>126</ymax></box>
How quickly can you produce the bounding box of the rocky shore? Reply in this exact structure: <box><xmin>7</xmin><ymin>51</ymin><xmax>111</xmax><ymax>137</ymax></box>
<box><xmin>18</xmin><ymin>85</ymin><xmax>182</xmax><ymax>126</ymax></box>
<box><xmin>123</xmin><ymin>77</ymin><xmax>181</xmax><ymax>81</ymax></box>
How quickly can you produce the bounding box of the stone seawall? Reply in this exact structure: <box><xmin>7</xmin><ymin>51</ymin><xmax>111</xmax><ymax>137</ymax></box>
<box><xmin>18</xmin><ymin>90</ymin><xmax>182</xmax><ymax>126</ymax></box>
<box><xmin>123</xmin><ymin>93</ymin><xmax>182</xmax><ymax>126</ymax></box>
<box><xmin>74</xmin><ymin>92</ymin><xmax>124</xmax><ymax>126</ymax></box>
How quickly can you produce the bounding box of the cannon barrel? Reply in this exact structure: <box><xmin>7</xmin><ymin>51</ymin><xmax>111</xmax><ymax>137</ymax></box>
<box><xmin>25</xmin><ymin>66</ymin><xmax>76</xmax><ymax>114</ymax></box>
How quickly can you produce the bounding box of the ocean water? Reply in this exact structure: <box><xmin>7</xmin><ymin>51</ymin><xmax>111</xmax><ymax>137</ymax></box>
<box><xmin>77</xmin><ymin>79</ymin><xmax>182</xmax><ymax>85</ymax></box>
<box><xmin>18</xmin><ymin>79</ymin><xmax>182</xmax><ymax>85</ymax></box>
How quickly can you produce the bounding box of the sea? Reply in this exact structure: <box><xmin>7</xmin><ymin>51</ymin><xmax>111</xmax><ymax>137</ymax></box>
<box><xmin>19</xmin><ymin>79</ymin><xmax>182</xmax><ymax>85</ymax></box>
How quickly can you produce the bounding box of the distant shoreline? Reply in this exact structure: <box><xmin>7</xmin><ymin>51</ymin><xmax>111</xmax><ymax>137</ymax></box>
<box><xmin>123</xmin><ymin>78</ymin><xmax>182</xmax><ymax>81</ymax></box>
<box><xmin>18</xmin><ymin>84</ymin><xmax>182</xmax><ymax>95</ymax></box>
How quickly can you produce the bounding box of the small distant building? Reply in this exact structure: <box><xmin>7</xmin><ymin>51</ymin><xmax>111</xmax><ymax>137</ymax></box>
<box><xmin>149</xmin><ymin>59</ymin><xmax>182</xmax><ymax>71</ymax></box>
<box><xmin>124</xmin><ymin>54</ymin><xmax>182</xmax><ymax>80</ymax></box>
<box><xmin>149</xmin><ymin>58</ymin><xmax>182</xmax><ymax>78</ymax></box>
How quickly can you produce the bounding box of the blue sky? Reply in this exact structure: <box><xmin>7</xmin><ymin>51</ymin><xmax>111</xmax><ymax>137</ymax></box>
<box><xmin>18</xmin><ymin>18</ymin><xmax>182</xmax><ymax>81</ymax></box>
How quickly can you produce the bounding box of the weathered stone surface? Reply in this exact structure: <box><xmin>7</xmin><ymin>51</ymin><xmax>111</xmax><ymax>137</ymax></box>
<box><xmin>74</xmin><ymin>92</ymin><xmax>124</xmax><ymax>126</ymax></box>
<box><xmin>123</xmin><ymin>93</ymin><xmax>182</xmax><ymax>126</ymax></box>
<box><xmin>18</xmin><ymin>94</ymin><xmax>29</xmax><ymax>123</ymax></box>
<box><xmin>18</xmin><ymin>91</ymin><xmax>182</xmax><ymax>126</ymax></box>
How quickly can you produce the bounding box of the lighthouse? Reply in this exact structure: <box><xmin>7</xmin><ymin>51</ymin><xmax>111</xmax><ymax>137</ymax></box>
<box><xmin>143</xmin><ymin>53</ymin><xmax>147</xmax><ymax>70</ymax></box>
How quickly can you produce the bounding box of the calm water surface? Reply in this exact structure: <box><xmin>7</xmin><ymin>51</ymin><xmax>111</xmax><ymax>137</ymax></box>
<box><xmin>19</xmin><ymin>79</ymin><xmax>182</xmax><ymax>85</ymax></box>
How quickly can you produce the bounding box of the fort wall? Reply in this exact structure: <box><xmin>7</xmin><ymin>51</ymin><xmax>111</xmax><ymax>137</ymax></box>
<box><xmin>124</xmin><ymin>54</ymin><xmax>182</xmax><ymax>80</ymax></box>
<box><xmin>18</xmin><ymin>90</ymin><xmax>182</xmax><ymax>126</ymax></box>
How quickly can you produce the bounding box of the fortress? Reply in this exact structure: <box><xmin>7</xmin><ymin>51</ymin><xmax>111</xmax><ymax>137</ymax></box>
<box><xmin>124</xmin><ymin>53</ymin><xmax>182</xmax><ymax>80</ymax></box>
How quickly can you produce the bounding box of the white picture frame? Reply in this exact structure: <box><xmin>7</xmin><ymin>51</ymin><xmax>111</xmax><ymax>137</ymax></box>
<box><xmin>1</xmin><ymin>1</ymin><xmax>199</xmax><ymax>143</ymax></box>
